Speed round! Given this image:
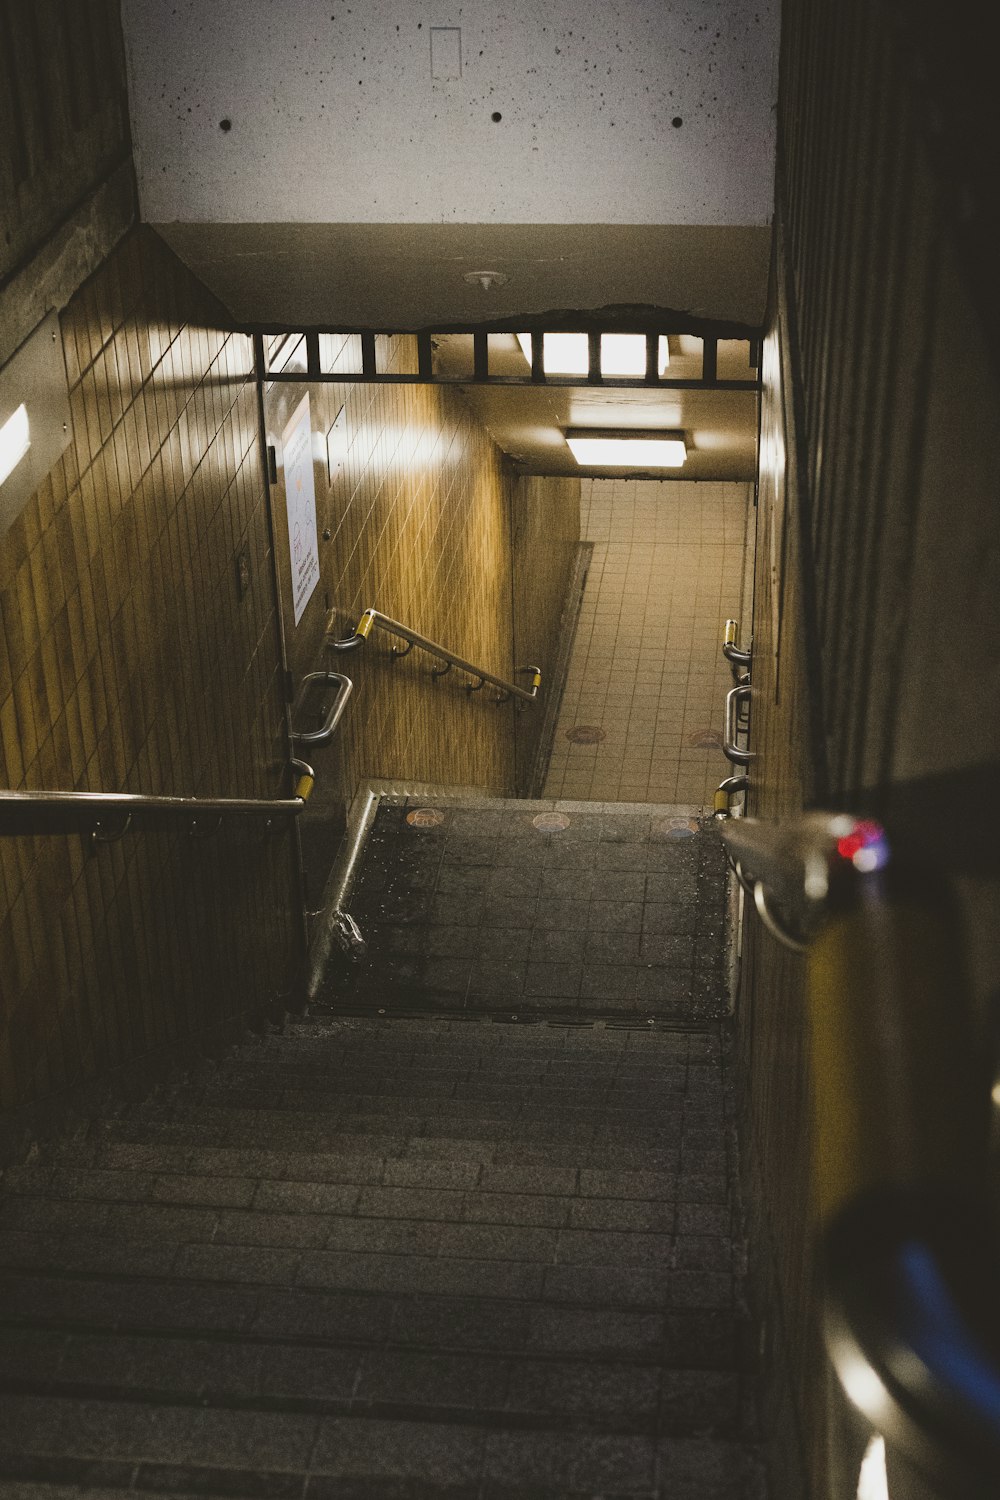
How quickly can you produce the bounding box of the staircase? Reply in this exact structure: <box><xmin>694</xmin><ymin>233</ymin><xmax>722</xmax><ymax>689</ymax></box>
<box><xmin>0</xmin><ymin>796</ymin><xmax>764</xmax><ymax>1499</ymax></box>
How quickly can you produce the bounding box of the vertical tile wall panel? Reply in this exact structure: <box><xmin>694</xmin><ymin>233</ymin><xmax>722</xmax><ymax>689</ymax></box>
<box><xmin>0</xmin><ymin>0</ymin><xmax>131</xmax><ymax>283</ymax></box>
<box><xmin>743</xmin><ymin>1</ymin><xmax>1000</xmax><ymax>1496</ymax></box>
<box><xmin>266</xmin><ymin>347</ymin><xmax>578</xmax><ymax>815</ymax></box>
<box><xmin>510</xmin><ymin>475</ymin><xmax>581</xmax><ymax>794</ymax></box>
<box><xmin>0</xmin><ymin>227</ymin><xmax>299</xmax><ymax>1153</ymax></box>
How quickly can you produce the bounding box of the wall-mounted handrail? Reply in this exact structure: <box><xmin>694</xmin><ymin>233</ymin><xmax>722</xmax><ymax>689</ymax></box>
<box><xmin>722</xmin><ymin>618</ymin><xmax>752</xmax><ymax>668</ymax></box>
<box><xmin>329</xmin><ymin>607</ymin><xmax>541</xmax><ymax>705</ymax></box>
<box><xmin>0</xmin><ymin>760</ymin><xmax>315</xmax><ymax>841</ymax></box>
<box><xmin>720</xmin><ymin>811</ymin><xmax>1000</xmax><ymax>1492</ymax></box>
<box><xmin>291</xmin><ymin>670</ymin><xmax>353</xmax><ymax>745</ymax></box>
<box><xmin>713</xmin><ymin>773</ymin><xmax>749</xmax><ymax>817</ymax></box>
<box><xmin>723</xmin><ymin>682</ymin><xmax>754</xmax><ymax>765</ymax></box>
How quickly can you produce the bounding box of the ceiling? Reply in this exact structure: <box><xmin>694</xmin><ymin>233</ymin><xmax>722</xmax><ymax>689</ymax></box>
<box><xmin>123</xmin><ymin>0</ymin><xmax>780</xmax><ymax>328</ymax></box>
<box><xmin>122</xmin><ymin>0</ymin><xmax>775</xmax><ymax>477</ymax></box>
<box><xmin>152</xmin><ymin>221</ymin><xmax>773</xmax><ymax>331</ymax></box>
<box><xmin>443</xmin><ymin>333</ymin><xmax>758</xmax><ymax>481</ymax></box>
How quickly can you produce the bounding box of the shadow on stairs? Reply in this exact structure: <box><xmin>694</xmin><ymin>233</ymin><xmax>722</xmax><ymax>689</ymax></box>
<box><xmin>0</xmin><ymin>795</ymin><xmax>766</xmax><ymax>1499</ymax></box>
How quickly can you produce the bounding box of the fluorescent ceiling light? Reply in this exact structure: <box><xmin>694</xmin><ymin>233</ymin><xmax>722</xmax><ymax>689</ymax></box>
<box><xmin>516</xmin><ymin>333</ymin><xmax>669</xmax><ymax>377</ymax></box>
<box><xmin>0</xmin><ymin>404</ymin><xmax>30</xmax><ymax>485</ymax></box>
<box><xmin>566</xmin><ymin>428</ymin><xmax>687</xmax><ymax>468</ymax></box>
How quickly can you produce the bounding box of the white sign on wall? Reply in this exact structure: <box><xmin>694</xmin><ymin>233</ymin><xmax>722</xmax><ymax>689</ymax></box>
<box><xmin>281</xmin><ymin>392</ymin><xmax>321</xmax><ymax>625</ymax></box>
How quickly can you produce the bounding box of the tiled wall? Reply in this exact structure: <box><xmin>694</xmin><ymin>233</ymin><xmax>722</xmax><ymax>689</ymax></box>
<box><xmin>0</xmin><ymin>227</ymin><xmax>298</xmax><ymax>1156</ymax></box>
<box><xmin>735</xmin><ymin>274</ymin><xmax>819</xmax><ymax>1500</ymax></box>
<box><xmin>265</xmin><ymin>362</ymin><xmax>580</xmax><ymax>907</ymax></box>
<box><xmin>510</xmin><ymin>475</ymin><xmax>582</xmax><ymax>793</ymax></box>
<box><xmin>740</xmin><ymin>2</ymin><xmax>1000</xmax><ymax>1495</ymax></box>
<box><xmin>543</xmin><ymin>480</ymin><xmax>750</xmax><ymax>805</ymax></box>
<box><xmin>0</xmin><ymin>0</ymin><xmax>130</xmax><ymax>288</ymax></box>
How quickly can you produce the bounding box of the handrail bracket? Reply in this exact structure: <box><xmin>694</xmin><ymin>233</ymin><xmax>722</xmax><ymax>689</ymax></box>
<box><xmin>327</xmin><ymin>608</ymin><xmax>542</xmax><ymax>706</ymax></box>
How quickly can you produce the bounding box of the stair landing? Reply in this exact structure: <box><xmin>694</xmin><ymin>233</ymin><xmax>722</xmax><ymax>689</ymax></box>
<box><xmin>315</xmin><ymin>798</ymin><xmax>729</xmax><ymax>1022</ymax></box>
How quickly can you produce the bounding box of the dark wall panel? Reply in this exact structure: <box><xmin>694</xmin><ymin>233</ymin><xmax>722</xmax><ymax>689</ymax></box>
<box><xmin>742</xmin><ymin>1</ymin><xmax>1000</xmax><ymax>1496</ymax></box>
<box><xmin>0</xmin><ymin>0</ymin><xmax>132</xmax><ymax>285</ymax></box>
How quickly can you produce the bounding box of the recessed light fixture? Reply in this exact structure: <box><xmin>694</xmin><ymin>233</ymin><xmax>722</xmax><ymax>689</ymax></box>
<box><xmin>565</xmin><ymin>428</ymin><xmax>687</xmax><ymax>468</ymax></box>
<box><xmin>516</xmin><ymin>333</ymin><xmax>669</xmax><ymax>377</ymax></box>
<box><xmin>0</xmin><ymin>404</ymin><xmax>30</xmax><ymax>486</ymax></box>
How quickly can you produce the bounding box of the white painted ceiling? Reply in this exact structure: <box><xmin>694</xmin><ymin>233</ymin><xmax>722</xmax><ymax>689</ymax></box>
<box><xmin>123</xmin><ymin>0</ymin><xmax>779</xmax><ymax>227</ymax></box>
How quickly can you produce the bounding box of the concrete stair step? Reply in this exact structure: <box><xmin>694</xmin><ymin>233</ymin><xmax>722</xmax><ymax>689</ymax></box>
<box><xmin>0</xmin><ymin>1001</ymin><xmax>755</xmax><ymax>1495</ymax></box>
<box><xmin>0</xmin><ymin>1393</ymin><xmax>763</xmax><ymax>1498</ymax></box>
<box><xmin>0</xmin><ymin>1328</ymin><xmax>746</xmax><ymax>1437</ymax></box>
<box><xmin>40</xmin><ymin>1129</ymin><xmax>711</xmax><ymax>1176</ymax></box>
<box><xmin>27</xmin><ymin>1150</ymin><xmax>701</xmax><ymax>1203</ymax></box>
<box><xmin>78</xmin><ymin>1118</ymin><xmax>691</xmax><ymax>1165</ymax></box>
<box><xmin>0</xmin><ymin>1272</ymin><xmax>745</xmax><ymax>1364</ymax></box>
<box><xmin>3</xmin><ymin>1167</ymin><xmax>719</xmax><ymax>1232</ymax></box>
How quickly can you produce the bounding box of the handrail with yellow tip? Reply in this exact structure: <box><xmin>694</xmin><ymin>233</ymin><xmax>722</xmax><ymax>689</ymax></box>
<box><xmin>328</xmin><ymin>607</ymin><xmax>541</xmax><ymax>704</ymax></box>
<box><xmin>722</xmin><ymin>617</ymin><xmax>752</xmax><ymax>668</ymax></box>
<box><xmin>0</xmin><ymin>758</ymin><xmax>317</xmax><ymax>842</ymax></box>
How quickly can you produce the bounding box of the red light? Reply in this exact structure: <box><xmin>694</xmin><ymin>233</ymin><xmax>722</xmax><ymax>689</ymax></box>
<box><xmin>836</xmin><ymin>821</ymin><xmax>887</xmax><ymax>864</ymax></box>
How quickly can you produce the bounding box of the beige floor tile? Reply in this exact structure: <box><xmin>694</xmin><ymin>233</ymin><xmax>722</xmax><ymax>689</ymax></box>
<box><xmin>543</xmin><ymin>479</ymin><xmax>750</xmax><ymax>803</ymax></box>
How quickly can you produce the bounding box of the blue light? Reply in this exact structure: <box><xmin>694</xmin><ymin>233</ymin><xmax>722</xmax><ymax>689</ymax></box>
<box><xmin>898</xmin><ymin>1241</ymin><xmax>1000</xmax><ymax>1435</ymax></box>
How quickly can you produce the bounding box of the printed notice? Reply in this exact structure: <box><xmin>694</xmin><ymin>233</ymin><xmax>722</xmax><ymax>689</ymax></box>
<box><xmin>281</xmin><ymin>393</ymin><xmax>321</xmax><ymax>625</ymax></box>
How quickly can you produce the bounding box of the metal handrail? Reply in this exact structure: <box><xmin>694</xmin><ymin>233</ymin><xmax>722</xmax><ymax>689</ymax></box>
<box><xmin>0</xmin><ymin>760</ymin><xmax>315</xmax><ymax>841</ymax></box>
<box><xmin>291</xmin><ymin>670</ymin><xmax>353</xmax><ymax>745</ymax></box>
<box><xmin>329</xmin><ymin>607</ymin><xmax>541</xmax><ymax>705</ymax></box>
<box><xmin>720</xmin><ymin>811</ymin><xmax>1000</xmax><ymax>1491</ymax></box>
<box><xmin>722</xmin><ymin>618</ymin><xmax>752</xmax><ymax>668</ymax></box>
<box><xmin>723</xmin><ymin>682</ymin><xmax>754</xmax><ymax>765</ymax></box>
<box><xmin>714</xmin><ymin>773</ymin><xmax>749</xmax><ymax>817</ymax></box>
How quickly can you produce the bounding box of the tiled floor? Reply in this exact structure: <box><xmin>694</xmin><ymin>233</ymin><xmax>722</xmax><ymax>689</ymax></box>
<box><xmin>317</xmin><ymin>797</ymin><xmax>729</xmax><ymax>1023</ymax></box>
<box><xmin>544</xmin><ymin>480</ymin><xmax>751</xmax><ymax>806</ymax></box>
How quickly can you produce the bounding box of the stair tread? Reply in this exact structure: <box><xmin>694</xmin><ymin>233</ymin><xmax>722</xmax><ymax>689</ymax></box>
<box><xmin>0</xmin><ymin>788</ymin><xmax>758</xmax><ymax>1496</ymax></box>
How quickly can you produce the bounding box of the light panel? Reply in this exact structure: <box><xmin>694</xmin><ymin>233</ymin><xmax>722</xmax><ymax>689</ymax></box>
<box><xmin>601</xmin><ymin>333</ymin><xmax>669</xmax><ymax>376</ymax></box>
<box><xmin>516</xmin><ymin>333</ymin><xmax>669</xmax><ymax>377</ymax></box>
<box><xmin>566</xmin><ymin>428</ymin><xmax>686</xmax><ymax>468</ymax></box>
<box><xmin>856</xmin><ymin>1437</ymin><xmax>888</xmax><ymax>1500</ymax></box>
<box><xmin>0</xmin><ymin>404</ymin><xmax>30</xmax><ymax>485</ymax></box>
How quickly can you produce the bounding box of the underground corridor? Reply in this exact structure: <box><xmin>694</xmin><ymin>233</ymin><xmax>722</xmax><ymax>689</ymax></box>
<box><xmin>2</xmin><ymin>4</ymin><xmax>1000</xmax><ymax>1500</ymax></box>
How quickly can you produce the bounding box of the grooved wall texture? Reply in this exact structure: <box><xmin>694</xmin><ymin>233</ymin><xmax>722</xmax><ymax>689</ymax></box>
<box><xmin>510</xmin><ymin>475</ymin><xmax>581</xmax><ymax>794</ymax></box>
<box><xmin>740</xmin><ymin>2</ymin><xmax>1000</xmax><ymax>1497</ymax></box>
<box><xmin>0</xmin><ymin>0</ymin><xmax>130</xmax><ymax>283</ymax></box>
<box><xmin>736</xmin><ymin>266</ymin><xmax>817</xmax><ymax>1500</ymax></box>
<box><xmin>264</xmin><ymin>353</ymin><xmax>579</xmax><ymax>879</ymax></box>
<box><xmin>0</xmin><ymin>227</ymin><xmax>299</xmax><ymax>1154</ymax></box>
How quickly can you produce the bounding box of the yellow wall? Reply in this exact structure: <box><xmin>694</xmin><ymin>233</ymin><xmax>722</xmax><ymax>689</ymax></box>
<box><xmin>265</xmin><ymin>349</ymin><xmax>579</xmax><ymax>814</ymax></box>
<box><xmin>1</xmin><ymin>235</ymin><xmax>581</xmax><ymax>1152</ymax></box>
<box><xmin>0</xmin><ymin>227</ymin><xmax>298</xmax><ymax>1155</ymax></box>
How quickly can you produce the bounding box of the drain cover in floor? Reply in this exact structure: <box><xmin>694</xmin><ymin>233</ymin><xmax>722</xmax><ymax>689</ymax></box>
<box><xmin>406</xmin><ymin>808</ymin><xmax>445</xmax><ymax>827</ymax></box>
<box><xmin>531</xmin><ymin>812</ymin><xmax>571</xmax><ymax>832</ymax></box>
